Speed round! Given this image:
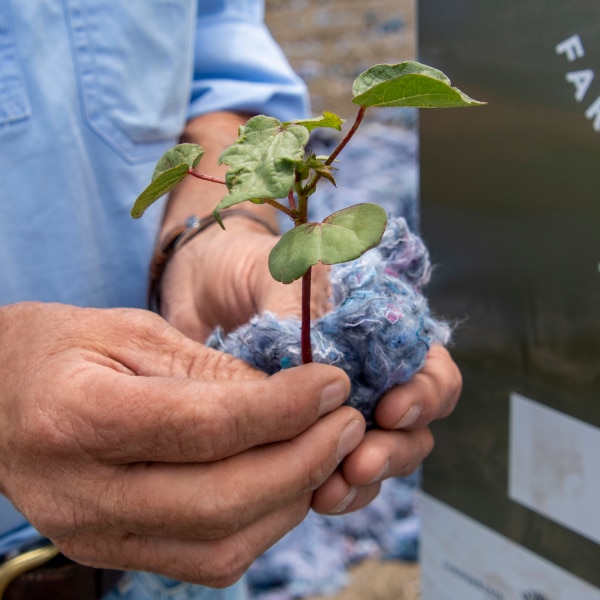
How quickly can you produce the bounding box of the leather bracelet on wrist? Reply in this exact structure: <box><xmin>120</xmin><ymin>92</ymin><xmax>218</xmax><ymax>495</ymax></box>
<box><xmin>148</xmin><ymin>209</ymin><xmax>279</xmax><ymax>313</ymax></box>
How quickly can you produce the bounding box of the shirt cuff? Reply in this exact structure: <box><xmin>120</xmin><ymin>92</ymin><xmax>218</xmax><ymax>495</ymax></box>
<box><xmin>189</xmin><ymin>13</ymin><xmax>309</xmax><ymax>122</ymax></box>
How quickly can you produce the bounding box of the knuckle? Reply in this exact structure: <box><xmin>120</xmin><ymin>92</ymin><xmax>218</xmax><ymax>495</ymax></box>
<box><xmin>181</xmin><ymin>484</ymin><xmax>247</xmax><ymax>540</ymax></box>
<box><xmin>410</xmin><ymin>427</ymin><xmax>434</xmax><ymax>465</ymax></box>
<box><xmin>200</xmin><ymin>503</ymin><xmax>243</xmax><ymax>539</ymax></box>
<box><xmin>430</xmin><ymin>345</ymin><xmax>463</xmax><ymax>416</ymax></box>
<box><xmin>199</xmin><ymin>542</ymin><xmax>253</xmax><ymax>588</ymax></box>
<box><xmin>414</xmin><ymin>384</ymin><xmax>437</xmax><ymax>424</ymax></box>
<box><xmin>397</xmin><ymin>428</ymin><xmax>435</xmax><ymax>477</ymax></box>
<box><xmin>189</xmin><ymin>400</ymin><xmax>245</xmax><ymax>462</ymax></box>
<box><xmin>447</xmin><ymin>365</ymin><xmax>464</xmax><ymax>407</ymax></box>
<box><xmin>303</xmin><ymin>455</ymin><xmax>335</xmax><ymax>491</ymax></box>
<box><xmin>421</xmin><ymin>428</ymin><xmax>435</xmax><ymax>456</ymax></box>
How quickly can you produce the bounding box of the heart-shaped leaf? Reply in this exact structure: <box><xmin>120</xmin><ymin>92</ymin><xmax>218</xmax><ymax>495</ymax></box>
<box><xmin>215</xmin><ymin>116</ymin><xmax>309</xmax><ymax>214</ymax></box>
<box><xmin>352</xmin><ymin>61</ymin><xmax>485</xmax><ymax>108</ymax></box>
<box><xmin>130</xmin><ymin>144</ymin><xmax>204</xmax><ymax>218</ymax></box>
<box><xmin>268</xmin><ymin>203</ymin><xmax>388</xmax><ymax>283</ymax></box>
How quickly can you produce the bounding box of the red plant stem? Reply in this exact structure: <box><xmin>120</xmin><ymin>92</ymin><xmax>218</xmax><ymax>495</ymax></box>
<box><xmin>296</xmin><ymin>110</ymin><xmax>371</xmax><ymax>364</ymax></box>
<box><xmin>303</xmin><ymin>105</ymin><xmax>368</xmax><ymax>198</ymax></box>
<box><xmin>188</xmin><ymin>168</ymin><xmax>227</xmax><ymax>185</ymax></box>
<box><xmin>324</xmin><ymin>105</ymin><xmax>367</xmax><ymax>167</ymax></box>
<box><xmin>287</xmin><ymin>188</ymin><xmax>297</xmax><ymax>213</ymax></box>
<box><xmin>301</xmin><ymin>267</ymin><xmax>313</xmax><ymax>364</ymax></box>
<box><xmin>188</xmin><ymin>169</ymin><xmax>297</xmax><ymax>220</ymax></box>
<box><xmin>263</xmin><ymin>197</ymin><xmax>296</xmax><ymax>220</ymax></box>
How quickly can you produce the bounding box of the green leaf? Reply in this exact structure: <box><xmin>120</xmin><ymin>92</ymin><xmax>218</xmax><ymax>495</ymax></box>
<box><xmin>215</xmin><ymin>115</ymin><xmax>309</xmax><ymax>213</ymax></box>
<box><xmin>298</xmin><ymin>154</ymin><xmax>338</xmax><ymax>186</ymax></box>
<box><xmin>130</xmin><ymin>143</ymin><xmax>205</xmax><ymax>219</ymax></box>
<box><xmin>130</xmin><ymin>164</ymin><xmax>189</xmax><ymax>219</ymax></box>
<box><xmin>352</xmin><ymin>61</ymin><xmax>485</xmax><ymax>108</ymax></box>
<box><xmin>313</xmin><ymin>165</ymin><xmax>337</xmax><ymax>186</ymax></box>
<box><xmin>268</xmin><ymin>203</ymin><xmax>388</xmax><ymax>283</ymax></box>
<box><xmin>152</xmin><ymin>143</ymin><xmax>205</xmax><ymax>178</ymax></box>
<box><xmin>284</xmin><ymin>111</ymin><xmax>345</xmax><ymax>133</ymax></box>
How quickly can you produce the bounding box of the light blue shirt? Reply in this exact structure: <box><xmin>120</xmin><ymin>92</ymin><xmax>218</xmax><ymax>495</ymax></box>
<box><xmin>0</xmin><ymin>0</ymin><xmax>307</xmax><ymax>594</ymax></box>
<box><xmin>0</xmin><ymin>0</ymin><xmax>307</xmax><ymax>307</ymax></box>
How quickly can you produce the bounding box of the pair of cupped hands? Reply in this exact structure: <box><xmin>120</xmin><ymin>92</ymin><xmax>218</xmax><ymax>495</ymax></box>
<box><xmin>0</xmin><ymin>217</ymin><xmax>461</xmax><ymax>588</ymax></box>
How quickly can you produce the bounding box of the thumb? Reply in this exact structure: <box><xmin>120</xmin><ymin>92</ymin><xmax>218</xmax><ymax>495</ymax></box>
<box><xmin>86</xmin><ymin>353</ymin><xmax>354</xmax><ymax>463</ymax></box>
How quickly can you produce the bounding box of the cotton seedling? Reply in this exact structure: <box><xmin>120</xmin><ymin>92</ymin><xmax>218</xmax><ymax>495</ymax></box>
<box><xmin>131</xmin><ymin>61</ymin><xmax>484</xmax><ymax>363</ymax></box>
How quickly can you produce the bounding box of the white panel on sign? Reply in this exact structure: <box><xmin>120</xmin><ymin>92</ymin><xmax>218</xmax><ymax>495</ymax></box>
<box><xmin>509</xmin><ymin>392</ymin><xmax>600</xmax><ymax>545</ymax></box>
<box><xmin>421</xmin><ymin>495</ymin><xmax>600</xmax><ymax>600</ymax></box>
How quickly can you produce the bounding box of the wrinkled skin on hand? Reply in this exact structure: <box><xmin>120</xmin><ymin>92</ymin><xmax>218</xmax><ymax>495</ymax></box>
<box><xmin>160</xmin><ymin>220</ymin><xmax>332</xmax><ymax>342</ymax></box>
<box><xmin>160</xmin><ymin>224</ymin><xmax>462</xmax><ymax>516</ymax></box>
<box><xmin>0</xmin><ymin>302</ymin><xmax>366</xmax><ymax>586</ymax></box>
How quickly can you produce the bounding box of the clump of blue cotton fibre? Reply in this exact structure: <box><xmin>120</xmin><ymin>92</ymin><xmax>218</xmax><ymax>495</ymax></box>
<box><xmin>207</xmin><ymin>216</ymin><xmax>450</xmax><ymax>426</ymax></box>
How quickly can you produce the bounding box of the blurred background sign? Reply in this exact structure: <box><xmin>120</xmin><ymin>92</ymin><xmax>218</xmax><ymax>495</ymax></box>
<box><xmin>419</xmin><ymin>1</ymin><xmax>600</xmax><ymax>598</ymax></box>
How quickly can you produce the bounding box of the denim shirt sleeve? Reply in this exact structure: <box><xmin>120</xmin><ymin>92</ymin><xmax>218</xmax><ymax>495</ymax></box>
<box><xmin>189</xmin><ymin>0</ymin><xmax>309</xmax><ymax>122</ymax></box>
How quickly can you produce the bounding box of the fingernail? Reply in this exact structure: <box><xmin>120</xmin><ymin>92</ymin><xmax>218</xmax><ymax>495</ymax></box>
<box><xmin>330</xmin><ymin>486</ymin><xmax>358</xmax><ymax>514</ymax></box>
<box><xmin>336</xmin><ymin>419</ymin><xmax>364</xmax><ymax>462</ymax></box>
<box><xmin>367</xmin><ymin>459</ymin><xmax>390</xmax><ymax>485</ymax></box>
<box><xmin>393</xmin><ymin>405</ymin><xmax>421</xmax><ymax>429</ymax></box>
<box><xmin>319</xmin><ymin>380</ymin><xmax>348</xmax><ymax>416</ymax></box>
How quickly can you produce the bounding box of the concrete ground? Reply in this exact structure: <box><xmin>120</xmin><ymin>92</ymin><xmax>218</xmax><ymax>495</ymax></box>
<box><xmin>305</xmin><ymin>560</ymin><xmax>420</xmax><ymax>600</ymax></box>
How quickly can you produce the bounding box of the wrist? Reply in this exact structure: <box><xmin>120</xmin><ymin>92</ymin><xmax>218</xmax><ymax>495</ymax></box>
<box><xmin>148</xmin><ymin>209</ymin><xmax>279</xmax><ymax>313</ymax></box>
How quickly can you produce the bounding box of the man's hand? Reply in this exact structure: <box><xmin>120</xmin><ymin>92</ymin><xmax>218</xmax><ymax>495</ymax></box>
<box><xmin>157</xmin><ymin>110</ymin><xmax>462</xmax><ymax>520</ymax></box>
<box><xmin>160</xmin><ymin>220</ymin><xmax>331</xmax><ymax>341</ymax></box>
<box><xmin>159</xmin><ymin>228</ymin><xmax>462</xmax><ymax>516</ymax></box>
<box><xmin>312</xmin><ymin>344</ymin><xmax>462</xmax><ymax>514</ymax></box>
<box><xmin>0</xmin><ymin>302</ymin><xmax>364</xmax><ymax>587</ymax></box>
